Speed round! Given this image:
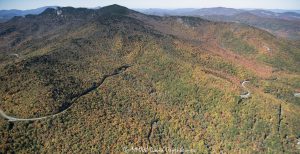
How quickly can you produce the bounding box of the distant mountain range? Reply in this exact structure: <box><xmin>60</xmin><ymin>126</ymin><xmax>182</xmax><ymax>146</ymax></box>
<box><xmin>137</xmin><ymin>7</ymin><xmax>300</xmax><ymax>40</ymax></box>
<box><xmin>136</xmin><ymin>7</ymin><xmax>300</xmax><ymax>18</ymax></box>
<box><xmin>0</xmin><ymin>6</ymin><xmax>58</xmax><ymax>22</ymax></box>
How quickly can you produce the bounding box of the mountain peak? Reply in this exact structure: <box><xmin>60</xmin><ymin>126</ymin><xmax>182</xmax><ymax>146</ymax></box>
<box><xmin>41</xmin><ymin>7</ymin><xmax>56</xmax><ymax>15</ymax></box>
<box><xmin>98</xmin><ymin>4</ymin><xmax>130</xmax><ymax>15</ymax></box>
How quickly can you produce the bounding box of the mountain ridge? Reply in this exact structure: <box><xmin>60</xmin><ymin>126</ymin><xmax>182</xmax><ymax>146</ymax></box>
<box><xmin>138</xmin><ymin>7</ymin><xmax>300</xmax><ymax>40</ymax></box>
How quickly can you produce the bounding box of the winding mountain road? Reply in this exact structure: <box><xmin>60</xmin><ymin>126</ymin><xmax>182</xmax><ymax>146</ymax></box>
<box><xmin>0</xmin><ymin>109</ymin><xmax>65</xmax><ymax>122</ymax></box>
<box><xmin>0</xmin><ymin>64</ymin><xmax>131</xmax><ymax>122</ymax></box>
<box><xmin>240</xmin><ymin>81</ymin><xmax>251</xmax><ymax>99</ymax></box>
<box><xmin>11</xmin><ymin>53</ymin><xmax>20</xmax><ymax>58</ymax></box>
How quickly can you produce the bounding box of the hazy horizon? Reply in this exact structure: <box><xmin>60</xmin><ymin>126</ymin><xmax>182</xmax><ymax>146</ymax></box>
<box><xmin>0</xmin><ymin>0</ymin><xmax>300</xmax><ymax>10</ymax></box>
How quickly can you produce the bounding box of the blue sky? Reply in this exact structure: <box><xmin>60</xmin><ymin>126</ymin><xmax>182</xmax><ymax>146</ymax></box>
<box><xmin>0</xmin><ymin>0</ymin><xmax>300</xmax><ymax>10</ymax></box>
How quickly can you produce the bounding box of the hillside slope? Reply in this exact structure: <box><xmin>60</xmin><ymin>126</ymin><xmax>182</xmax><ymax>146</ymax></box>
<box><xmin>0</xmin><ymin>5</ymin><xmax>300</xmax><ymax>153</ymax></box>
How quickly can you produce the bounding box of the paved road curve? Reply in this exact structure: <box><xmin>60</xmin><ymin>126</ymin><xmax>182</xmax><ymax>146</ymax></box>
<box><xmin>0</xmin><ymin>64</ymin><xmax>131</xmax><ymax>122</ymax></box>
<box><xmin>11</xmin><ymin>53</ymin><xmax>20</xmax><ymax>58</ymax></box>
<box><xmin>0</xmin><ymin>109</ymin><xmax>64</xmax><ymax>122</ymax></box>
<box><xmin>240</xmin><ymin>81</ymin><xmax>251</xmax><ymax>99</ymax></box>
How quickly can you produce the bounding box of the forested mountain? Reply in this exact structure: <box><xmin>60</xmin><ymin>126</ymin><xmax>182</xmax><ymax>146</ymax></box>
<box><xmin>0</xmin><ymin>4</ymin><xmax>299</xmax><ymax>153</ymax></box>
